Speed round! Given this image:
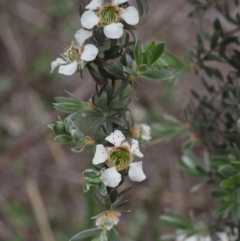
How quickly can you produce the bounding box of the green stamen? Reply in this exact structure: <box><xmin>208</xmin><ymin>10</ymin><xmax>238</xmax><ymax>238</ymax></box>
<box><xmin>67</xmin><ymin>47</ymin><xmax>81</xmax><ymax>62</ymax></box>
<box><xmin>109</xmin><ymin>148</ymin><xmax>131</xmax><ymax>171</ymax></box>
<box><xmin>62</xmin><ymin>43</ymin><xmax>82</xmax><ymax>63</ymax></box>
<box><xmin>99</xmin><ymin>5</ymin><xmax>120</xmax><ymax>26</ymax></box>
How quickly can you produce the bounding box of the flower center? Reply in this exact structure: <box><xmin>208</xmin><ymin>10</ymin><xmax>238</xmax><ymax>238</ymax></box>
<box><xmin>109</xmin><ymin>148</ymin><xmax>131</xmax><ymax>171</ymax></box>
<box><xmin>99</xmin><ymin>4</ymin><xmax>120</xmax><ymax>26</ymax></box>
<box><xmin>61</xmin><ymin>42</ymin><xmax>82</xmax><ymax>63</ymax></box>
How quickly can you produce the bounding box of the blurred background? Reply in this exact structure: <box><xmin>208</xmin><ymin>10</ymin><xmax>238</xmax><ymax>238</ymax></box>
<box><xmin>0</xmin><ymin>0</ymin><xmax>218</xmax><ymax>240</ymax></box>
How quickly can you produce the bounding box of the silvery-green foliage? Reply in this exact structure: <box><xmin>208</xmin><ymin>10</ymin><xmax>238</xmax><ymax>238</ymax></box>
<box><xmin>156</xmin><ymin>0</ymin><xmax>240</xmax><ymax>240</ymax></box>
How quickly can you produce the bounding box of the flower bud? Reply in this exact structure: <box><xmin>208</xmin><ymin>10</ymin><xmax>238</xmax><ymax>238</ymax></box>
<box><xmin>130</xmin><ymin>124</ymin><xmax>151</xmax><ymax>142</ymax></box>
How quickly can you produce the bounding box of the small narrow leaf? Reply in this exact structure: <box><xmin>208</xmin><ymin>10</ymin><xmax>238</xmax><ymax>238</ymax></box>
<box><xmin>113</xmin><ymin>81</ymin><xmax>129</xmax><ymax>97</ymax></box>
<box><xmin>108</xmin><ymin>228</ymin><xmax>122</xmax><ymax>241</ymax></box>
<box><xmin>70</xmin><ymin>228</ymin><xmax>102</xmax><ymax>241</ymax></box>
<box><xmin>54</xmin><ymin>134</ymin><xmax>72</xmax><ymax>144</ymax></box>
<box><xmin>134</xmin><ymin>39</ymin><xmax>143</xmax><ymax>65</ymax></box>
<box><xmin>220</xmin><ymin>176</ymin><xmax>238</xmax><ymax>188</ymax></box>
<box><xmin>142</xmin><ymin>70</ymin><xmax>173</xmax><ymax>80</ymax></box>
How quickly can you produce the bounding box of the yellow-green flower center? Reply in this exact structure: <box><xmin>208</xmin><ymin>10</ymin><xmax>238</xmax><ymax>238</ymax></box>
<box><xmin>109</xmin><ymin>148</ymin><xmax>131</xmax><ymax>171</ymax></box>
<box><xmin>62</xmin><ymin>43</ymin><xmax>82</xmax><ymax>63</ymax></box>
<box><xmin>99</xmin><ymin>4</ymin><xmax>120</xmax><ymax>26</ymax></box>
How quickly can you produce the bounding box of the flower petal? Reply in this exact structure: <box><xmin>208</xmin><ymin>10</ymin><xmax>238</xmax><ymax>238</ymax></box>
<box><xmin>128</xmin><ymin>162</ymin><xmax>146</xmax><ymax>182</ymax></box>
<box><xmin>112</xmin><ymin>0</ymin><xmax>128</xmax><ymax>5</ymax></box>
<box><xmin>58</xmin><ymin>61</ymin><xmax>78</xmax><ymax>76</ymax></box>
<box><xmin>103</xmin><ymin>23</ymin><xmax>124</xmax><ymax>39</ymax></box>
<box><xmin>75</xmin><ymin>29</ymin><xmax>93</xmax><ymax>46</ymax></box>
<box><xmin>130</xmin><ymin>139</ymin><xmax>143</xmax><ymax>157</ymax></box>
<box><xmin>81</xmin><ymin>10</ymin><xmax>100</xmax><ymax>29</ymax></box>
<box><xmin>86</xmin><ymin>0</ymin><xmax>103</xmax><ymax>10</ymax></box>
<box><xmin>121</xmin><ymin>6</ymin><xmax>139</xmax><ymax>25</ymax></box>
<box><xmin>51</xmin><ymin>58</ymin><xmax>67</xmax><ymax>73</ymax></box>
<box><xmin>101</xmin><ymin>167</ymin><xmax>122</xmax><ymax>187</ymax></box>
<box><xmin>105</xmin><ymin>130</ymin><xmax>125</xmax><ymax>147</ymax></box>
<box><xmin>81</xmin><ymin>44</ymin><xmax>98</xmax><ymax>61</ymax></box>
<box><xmin>93</xmin><ymin>144</ymin><xmax>108</xmax><ymax>165</ymax></box>
<box><xmin>112</xmin><ymin>216</ymin><xmax>120</xmax><ymax>225</ymax></box>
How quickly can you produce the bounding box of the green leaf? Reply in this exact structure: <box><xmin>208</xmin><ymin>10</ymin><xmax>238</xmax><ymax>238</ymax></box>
<box><xmin>156</xmin><ymin>51</ymin><xmax>186</xmax><ymax>69</ymax></box>
<box><xmin>151</xmin><ymin>123</ymin><xmax>187</xmax><ymax>143</ymax></box>
<box><xmin>83</xmin><ymin>169</ymin><xmax>100</xmax><ymax>179</ymax></box>
<box><xmin>114</xmin><ymin>200</ymin><xmax>129</xmax><ymax>209</ymax></box>
<box><xmin>155</xmin><ymin>58</ymin><xmax>168</xmax><ymax>68</ymax></box>
<box><xmin>134</xmin><ymin>39</ymin><xmax>143</xmax><ymax>65</ymax></box>
<box><xmin>231</xmin><ymin>162</ymin><xmax>240</xmax><ymax>171</ymax></box>
<box><xmin>88</xmin><ymin>65</ymin><xmax>107</xmax><ymax>84</ymax></box>
<box><xmin>108</xmin><ymin>228</ymin><xmax>122</xmax><ymax>241</ymax></box>
<box><xmin>70</xmin><ymin>228</ymin><xmax>102</xmax><ymax>241</ymax></box>
<box><xmin>99</xmin><ymin>182</ymin><xmax>107</xmax><ymax>196</ymax></box>
<box><xmin>56</xmin><ymin>121</ymin><xmax>64</xmax><ymax>132</ymax></box>
<box><xmin>54</xmin><ymin>134</ymin><xmax>72</xmax><ymax>144</ymax></box>
<box><xmin>213</xmin><ymin>18</ymin><xmax>222</xmax><ymax>35</ymax></box>
<box><xmin>110</xmin><ymin>189</ymin><xmax>118</xmax><ymax>203</ymax></box>
<box><xmin>92</xmin><ymin>117</ymin><xmax>105</xmax><ymax>129</ymax></box>
<box><xmin>125</xmin><ymin>54</ymin><xmax>133</xmax><ymax>68</ymax></box>
<box><xmin>69</xmin><ymin>111</ymin><xmax>84</xmax><ymax>121</ymax></box>
<box><xmin>71</xmin><ymin>129</ymin><xmax>84</xmax><ymax>143</ymax></box>
<box><xmin>211</xmin><ymin>31</ymin><xmax>220</xmax><ymax>49</ymax></box>
<box><xmin>64</xmin><ymin>118</ymin><xmax>75</xmax><ymax>133</ymax></box>
<box><xmin>220</xmin><ymin>176</ymin><xmax>238</xmax><ymax>188</ymax></box>
<box><xmin>102</xmin><ymin>61</ymin><xmax>125</xmax><ymax>80</ymax></box>
<box><xmin>113</xmin><ymin>81</ymin><xmax>129</xmax><ymax>97</ymax></box>
<box><xmin>105</xmin><ymin>198</ymin><xmax>111</xmax><ymax>210</ymax></box>
<box><xmin>182</xmin><ymin>139</ymin><xmax>197</xmax><ymax>150</ymax></box>
<box><xmin>152</xmin><ymin>42</ymin><xmax>165</xmax><ymax>63</ymax></box>
<box><xmin>179</xmin><ymin>155</ymin><xmax>208</xmax><ymax>177</ymax></box>
<box><xmin>100</xmin><ymin>230</ymin><xmax>108</xmax><ymax>241</ymax></box>
<box><xmin>54</xmin><ymin>97</ymin><xmax>80</xmax><ymax>104</ymax></box>
<box><xmin>219</xmin><ymin>165</ymin><xmax>238</xmax><ymax>177</ymax></box>
<box><xmin>137</xmin><ymin>64</ymin><xmax>148</xmax><ymax>73</ymax></box>
<box><xmin>142</xmin><ymin>70</ymin><xmax>173</xmax><ymax>80</ymax></box>
<box><xmin>209</xmin><ymin>156</ymin><xmax>230</xmax><ymax>168</ymax></box>
<box><xmin>105</xmin><ymin>46</ymin><xmax>121</xmax><ymax>59</ymax></box>
<box><xmin>211</xmin><ymin>189</ymin><xmax>229</xmax><ymax>198</ymax></box>
<box><xmin>135</xmin><ymin>0</ymin><xmax>143</xmax><ymax>15</ymax></box>
<box><xmin>142</xmin><ymin>0</ymin><xmax>149</xmax><ymax>13</ymax></box>
<box><xmin>83</xmin><ymin>182</ymin><xmax>97</xmax><ymax>193</ymax></box>
<box><xmin>85</xmin><ymin>110</ymin><xmax>103</xmax><ymax>118</ymax></box>
<box><xmin>99</xmin><ymin>92</ymin><xmax>108</xmax><ymax>112</ymax></box>
<box><xmin>71</xmin><ymin>144</ymin><xmax>85</xmax><ymax>153</ymax></box>
<box><xmin>108</xmin><ymin>117</ymin><xmax>124</xmax><ymax>126</ymax></box>
<box><xmin>123</xmin><ymin>66</ymin><xmax>137</xmax><ymax>76</ymax></box>
<box><xmin>160</xmin><ymin>213</ymin><xmax>192</xmax><ymax>229</ymax></box>
<box><xmin>131</xmin><ymin>81</ymin><xmax>139</xmax><ymax>100</ymax></box>
<box><xmin>118</xmin><ymin>186</ymin><xmax>132</xmax><ymax>198</ymax></box>
<box><xmin>53</xmin><ymin>103</ymin><xmax>86</xmax><ymax>113</ymax></box>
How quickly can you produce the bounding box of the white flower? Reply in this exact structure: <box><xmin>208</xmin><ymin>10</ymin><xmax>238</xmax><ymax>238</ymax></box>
<box><xmin>139</xmin><ymin>124</ymin><xmax>151</xmax><ymax>142</ymax></box>
<box><xmin>81</xmin><ymin>0</ymin><xmax>139</xmax><ymax>39</ymax></box>
<box><xmin>51</xmin><ymin>29</ymin><xmax>98</xmax><ymax>76</ymax></box>
<box><xmin>92</xmin><ymin>130</ymin><xmax>146</xmax><ymax>187</ymax></box>
<box><xmin>94</xmin><ymin>210</ymin><xmax>121</xmax><ymax>230</ymax></box>
<box><xmin>130</xmin><ymin>124</ymin><xmax>151</xmax><ymax>142</ymax></box>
